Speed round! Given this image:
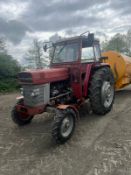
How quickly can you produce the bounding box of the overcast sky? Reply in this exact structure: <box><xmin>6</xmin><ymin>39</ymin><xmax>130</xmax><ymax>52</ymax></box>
<box><xmin>0</xmin><ymin>0</ymin><xmax>131</xmax><ymax>63</ymax></box>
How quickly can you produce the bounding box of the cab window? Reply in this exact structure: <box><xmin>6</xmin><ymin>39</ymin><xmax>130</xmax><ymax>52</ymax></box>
<box><xmin>81</xmin><ymin>47</ymin><xmax>95</xmax><ymax>63</ymax></box>
<box><xmin>53</xmin><ymin>43</ymin><xmax>79</xmax><ymax>63</ymax></box>
<box><xmin>94</xmin><ymin>45</ymin><xmax>101</xmax><ymax>61</ymax></box>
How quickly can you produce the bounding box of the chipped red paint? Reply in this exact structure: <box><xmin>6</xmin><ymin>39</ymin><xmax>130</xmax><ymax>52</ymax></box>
<box><xmin>71</xmin><ymin>83</ymin><xmax>82</xmax><ymax>99</ymax></box>
<box><xmin>83</xmin><ymin>64</ymin><xmax>93</xmax><ymax>97</ymax></box>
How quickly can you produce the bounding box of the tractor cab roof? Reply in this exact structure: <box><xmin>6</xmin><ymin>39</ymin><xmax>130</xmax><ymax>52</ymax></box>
<box><xmin>54</xmin><ymin>33</ymin><xmax>99</xmax><ymax>47</ymax></box>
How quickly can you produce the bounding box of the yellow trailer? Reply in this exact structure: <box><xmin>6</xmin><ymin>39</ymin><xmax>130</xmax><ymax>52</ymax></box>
<box><xmin>102</xmin><ymin>51</ymin><xmax>131</xmax><ymax>90</ymax></box>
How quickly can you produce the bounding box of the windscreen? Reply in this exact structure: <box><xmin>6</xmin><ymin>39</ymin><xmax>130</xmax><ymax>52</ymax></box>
<box><xmin>52</xmin><ymin>42</ymin><xmax>79</xmax><ymax>63</ymax></box>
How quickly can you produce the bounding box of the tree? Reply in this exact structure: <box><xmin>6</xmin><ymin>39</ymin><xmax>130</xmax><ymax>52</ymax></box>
<box><xmin>0</xmin><ymin>37</ymin><xmax>7</xmax><ymax>54</ymax></box>
<box><xmin>126</xmin><ymin>29</ymin><xmax>131</xmax><ymax>56</ymax></box>
<box><xmin>0</xmin><ymin>54</ymin><xmax>21</xmax><ymax>92</ymax></box>
<box><xmin>0</xmin><ymin>54</ymin><xmax>21</xmax><ymax>79</ymax></box>
<box><xmin>25</xmin><ymin>39</ymin><xmax>49</xmax><ymax>69</ymax></box>
<box><xmin>102</xmin><ymin>33</ymin><xmax>127</xmax><ymax>53</ymax></box>
<box><xmin>0</xmin><ymin>38</ymin><xmax>21</xmax><ymax>92</ymax></box>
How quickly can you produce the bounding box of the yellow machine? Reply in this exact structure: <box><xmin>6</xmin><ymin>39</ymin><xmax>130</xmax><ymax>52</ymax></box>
<box><xmin>102</xmin><ymin>51</ymin><xmax>131</xmax><ymax>90</ymax></box>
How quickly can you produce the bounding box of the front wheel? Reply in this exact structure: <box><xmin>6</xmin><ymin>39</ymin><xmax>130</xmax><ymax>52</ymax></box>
<box><xmin>11</xmin><ymin>99</ymin><xmax>33</xmax><ymax>126</ymax></box>
<box><xmin>52</xmin><ymin>109</ymin><xmax>76</xmax><ymax>144</ymax></box>
<box><xmin>89</xmin><ymin>67</ymin><xmax>115</xmax><ymax>115</ymax></box>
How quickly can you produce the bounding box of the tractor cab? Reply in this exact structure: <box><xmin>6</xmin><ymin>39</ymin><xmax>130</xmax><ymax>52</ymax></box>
<box><xmin>47</xmin><ymin>33</ymin><xmax>102</xmax><ymax>99</ymax></box>
<box><xmin>49</xmin><ymin>33</ymin><xmax>101</xmax><ymax>66</ymax></box>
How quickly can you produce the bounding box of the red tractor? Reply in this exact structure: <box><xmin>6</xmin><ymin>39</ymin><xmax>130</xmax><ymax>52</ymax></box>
<box><xmin>11</xmin><ymin>33</ymin><xmax>115</xmax><ymax>144</ymax></box>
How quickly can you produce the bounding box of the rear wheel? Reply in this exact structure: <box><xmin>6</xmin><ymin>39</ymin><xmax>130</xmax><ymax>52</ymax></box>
<box><xmin>11</xmin><ymin>99</ymin><xmax>33</xmax><ymax>126</ymax></box>
<box><xmin>52</xmin><ymin>109</ymin><xmax>76</xmax><ymax>144</ymax></box>
<box><xmin>89</xmin><ymin>67</ymin><xmax>115</xmax><ymax>115</ymax></box>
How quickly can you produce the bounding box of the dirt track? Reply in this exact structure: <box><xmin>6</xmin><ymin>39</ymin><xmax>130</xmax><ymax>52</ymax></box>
<box><xmin>0</xmin><ymin>86</ymin><xmax>131</xmax><ymax>175</ymax></box>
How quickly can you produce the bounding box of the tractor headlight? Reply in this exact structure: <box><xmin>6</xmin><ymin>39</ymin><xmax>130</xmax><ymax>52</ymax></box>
<box><xmin>31</xmin><ymin>88</ymin><xmax>40</xmax><ymax>97</ymax></box>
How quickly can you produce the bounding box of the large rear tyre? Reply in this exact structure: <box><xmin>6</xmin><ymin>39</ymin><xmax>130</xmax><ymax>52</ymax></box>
<box><xmin>52</xmin><ymin>109</ymin><xmax>76</xmax><ymax>144</ymax></box>
<box><xmin>11</xmin><ymin>99</ymin><xmax>33</xmax><ymax>126</ymax></box>
<box><xmin>89</xmin><ymin>67</ymin><xmax>115</xmax><ymax>115</ymax></box>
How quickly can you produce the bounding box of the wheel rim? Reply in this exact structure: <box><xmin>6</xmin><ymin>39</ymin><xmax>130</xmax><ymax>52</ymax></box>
<box><xmin>60</xmin><ymin>115</ymin><xmax>74</xmax><ymax>138</ymax></box>
<box><xmin>101</xmin><ymin>81</ymin><xmax>114</xmax><ymax>108</ymax></box>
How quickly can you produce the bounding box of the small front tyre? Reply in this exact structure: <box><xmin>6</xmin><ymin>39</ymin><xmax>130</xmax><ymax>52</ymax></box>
<box><xmin>52</xmin><ymin>109</ymin><xmax>76</xmax><ymax>144</ymax></box>
<box><xmin>11</xmin><ymin>99</ymin><xmax>33</xmax><ymax>126</ymax></box>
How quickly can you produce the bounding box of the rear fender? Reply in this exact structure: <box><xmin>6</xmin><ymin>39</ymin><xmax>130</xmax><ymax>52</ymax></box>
<box><xmin>93</xmin><ymin>63</ymin><xmax>110</xmax><ymax>71</ymax></box>
<box><xmin>83</xmin><ymin>63</ymin><xmax>110</xmax><ymax>97</ymax></box>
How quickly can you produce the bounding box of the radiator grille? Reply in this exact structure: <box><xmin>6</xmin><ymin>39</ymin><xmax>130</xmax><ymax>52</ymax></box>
<box><xmin>23</xmin><ymin>84</ymin><xmax>50</xmax><ymax>107</ymax></box>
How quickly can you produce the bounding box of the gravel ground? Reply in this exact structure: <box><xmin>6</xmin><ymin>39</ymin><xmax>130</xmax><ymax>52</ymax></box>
<box><xmin>0</xmin><ymin>86</ymin><xmax>131</xmax><ymax>175</ymax></box>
